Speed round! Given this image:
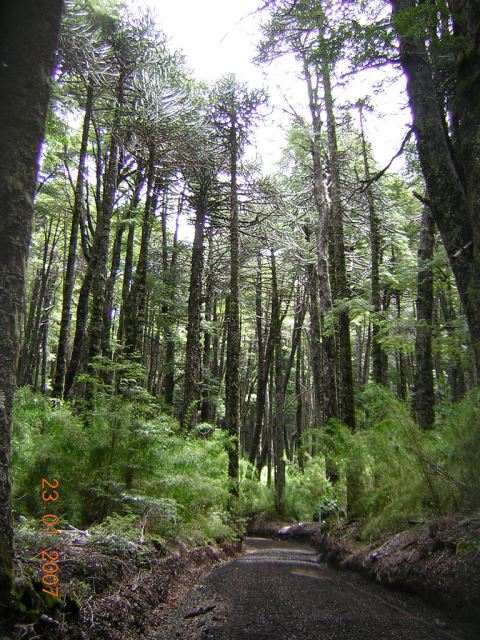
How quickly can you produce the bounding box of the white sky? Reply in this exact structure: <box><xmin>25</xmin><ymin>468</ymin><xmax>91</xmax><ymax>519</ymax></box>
<box><xmin>133</xmin><ymin>0</ymin><xmax>411</xmax><ymax>172</ymax></box>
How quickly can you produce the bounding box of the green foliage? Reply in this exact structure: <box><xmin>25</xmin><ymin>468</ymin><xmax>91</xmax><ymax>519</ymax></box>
<box><xmin>233</xmin><ymin>385</ymin><xmax>477</xmax><ymax>542</ymax></box>
<box><xmin>13</xmin><ymin>387</ymin><xmax>89</xmax><ymax>522</ymax></box>
<box><xmin>12</xmin><ymin>388</ymin><xmax>241</xmax><ymax>545</ymax></box>
<box><xmin>284</xmin><ymin>458</ymin><xmax>331</xmax><ymax>521</ymax></box>
<box><xmin>427</xmin><ymin>388</ymin><xmax>480</xmax><ymax>512</ymax></box>
<box><xmin>238</xmin><ymin>460</ymin><xmax>275</xmax><ymax>518</ymax></box>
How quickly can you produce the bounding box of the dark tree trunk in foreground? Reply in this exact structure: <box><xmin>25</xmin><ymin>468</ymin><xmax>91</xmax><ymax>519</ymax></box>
<box><xmin>392</xmin><ymin>0</ymin><xmax>480</xmax><ymax>381</ymax></box>
<box><xmin>0</xmin><ymin>0</ymin><xmax>63</xmax><ymax>617</ymax></box>
<box><xmin>414</xmin><ymin>207</ymin><xmax>435</xmax><ymax>429</ymax></box>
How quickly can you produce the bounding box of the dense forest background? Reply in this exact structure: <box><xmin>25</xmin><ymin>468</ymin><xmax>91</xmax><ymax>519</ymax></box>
<box><xmin>4</xmin><ymin>0</ymin><xmax>480</xmax><ymax>572</ymax></box>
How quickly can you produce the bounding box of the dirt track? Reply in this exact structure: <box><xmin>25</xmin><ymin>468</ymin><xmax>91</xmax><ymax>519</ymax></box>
<box><xmin>155</xmin><ymin>537</ymin><xmax>478</xmax><ymax>640</ymax></box>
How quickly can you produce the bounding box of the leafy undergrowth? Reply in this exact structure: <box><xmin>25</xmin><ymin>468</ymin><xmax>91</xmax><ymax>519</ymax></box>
<box><xmin>241</xmin><ymin>385</ymin><xmax>480</xmax><ymax>544</ymax></box>
<box><xmin>12</xmin><ymin>387</ymin><xmax>243</xmax><ymax>548</ymax></box>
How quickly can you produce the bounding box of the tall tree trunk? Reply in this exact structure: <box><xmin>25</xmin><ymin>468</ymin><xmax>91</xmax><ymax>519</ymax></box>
<box><xmin>308</xmin><ymin>267</ymin><xmax>323</xmax><ymax>427</ymax></box>
<box><xmin>0</xmin><ymin>0</ymin><xmax>63</xmax><ymax>615</ymax></box>
<box><xmin>180</xmin><ymin>196</ymin><xmax>206</xmax><ymax>427</ymax></box>
<box><xmin>249</xmin><ymin>254</ymin><xmax>266</xmax><ymax>464</ymax></box>
<box><xmin>304</xmin><ymin>63</ymin><xmax>338</xmax><ymax>422</ymax></box>
<box><xmin>413</xmin><ymin>207</ymin><xmax>435</xmax><ymax>428</ymax></box>
<box><xmin>63</xmin><ymin>264</ymin><xmax>93</xmax><ymax>399</ymax></box>
<box><xmin>201</xmin><ymin>227</ymin><xmax>215</xmax><ymax>423</ymax></box>
<box><xmin>163</xmin><ymin>202</ymin><xmax>181</xmax><ymax>406</ymax></box>
<box><xmin>124</xmin><ymin>152</ymin><xmax>158</xmax><ymax>357</ymax></box>
<box><xmin>295</xmin><ymin>323</ymin><xmax>304</xmax><ymax>471</ymax></box>
<box><xmin>53</xmin><ymin>81</ymin><xmax>93</xmax><ymax>398</ymax></box>
<box><xmin>117</xmin><ymin>168</ymin><xmax>144</xmax><ymax>346</ymax></box>
<box><xmin>359</xmin><ymin>104</ymin><xmax>384</xmax><ymax>385</ymax></box>
<box><xmin>270</xmin><ymin>250</ymin><xmax>286</xmax><ymax>514</ymax></box>
<box><xmin>225</xmin><ymin>122</ymin><xmax>241</xmax><ymax>497</ymax></box>
<box><xmin>85</xmin><ymin>71</ymin><xmax>125</xmax><ymax>375</ymax></box>
<box><xmin>103</xmin><ymin>170</ymin><xmax>143</xmax><ymax>357</ymax></box>
<box><xmin>322</xmin><ymin>62</ymin><xmax>355</xmax><ymax>429</ymax></box>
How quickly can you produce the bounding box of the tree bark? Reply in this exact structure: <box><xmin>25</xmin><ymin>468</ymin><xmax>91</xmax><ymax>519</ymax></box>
<box><xmin>270</xmin><ymin>250</ymin><xmax>286</xmax><ymax>514</ymax></box>
<box><xmin>0</xmin><ymin>0</ymin><xmax>63</xmax><ymax>615</ymax></box>
<box><xmin>225</xmin><ymin>121</ymin><xmax>241</xmax><ymax>497</ymax></box>
<box><xmin>322</xmin><ymin>63</ymin><xmax>356</xmax><ymax>429</ymax></box>
<box><xmin>304</xmin><ymin>63</ymin><xmax>338</xmax><ymax>422</ymax></box>
<box><xmin>85</xmin><ymin>71</ymin><xmax>125</xmax><ymax>375</ymax></box>
<box><xmin>124</xmin><ymin>152</ymin><xmax>158</xmax><ymax>357</ymax></box>
<box><xmin>163</xmin><ymin>202</ymin><xmax>181</xmax><ymax>406</ymax></box>
<box><xmin>180</xmin><ymin>196</ymin><xmax>206</xmax><ymax>427</ymax></box>
<box><xmin>413</xmin><ymin>207</ymin><xmax>435</xmax><ymax>428</ymax></box>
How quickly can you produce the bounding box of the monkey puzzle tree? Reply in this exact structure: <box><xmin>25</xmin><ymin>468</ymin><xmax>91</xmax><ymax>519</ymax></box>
<box><xmin>211</xmin><ymin>75</ymin><xmax>266</xmax><ymax>496</ymax></box>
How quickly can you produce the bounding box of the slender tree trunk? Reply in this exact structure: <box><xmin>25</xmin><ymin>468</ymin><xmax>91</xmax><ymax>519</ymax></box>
<box><xmin>201</xmin><ymin>228</ymin><xmax>215</xmax><ymax>423</ymax></box>
<box><xmin>64</xmin><ymin>261</ymin><xmax>95</xmax><ymax>400</ymax></box>
<box><xmin>18</xmin><ymin>220</ymin><xmax>58</xmax><ymax>386</ymax></box>
<box><xmin>414</xmin><ymin>207</ymin><xmax>435</xmax><ymax>428</ymax></box>
<box><xmin>85</xmin><ymin>71</ymin><xmax>125</xmax><ymax>374</ymax></box>
<box><xmin>308</xmin><ymin>267</ymin><xmax>323</xmax><ymax>427</ymax></box>
<box><xmin>225</xmin><ymin>122</ymin><xmax>241</xmax><ymax>497</ymax></box>
<box><xmin>270</xmin><ymin>250</ymin><xmax>286</xmax><ymax>514</ymax></box>
<box><xmin>53</xmin><ymin>82</ymin><xmax>93</xmax><ymax>397</ymax></box>
<box><xmin>249</xmin><ymin>254</ymin><xmax>266</xmax><ymax>464</ymax></box>
<box><xmin>295</xmin><ymin>323</ymin><xmax>304</xmax><ymax>471</ymax></box>
<box><xmin>117</xmin><ymin>169</ymin><xmax>143</xmax><ymax>346</ymax></box>
<box><xmin>124</xmin><ymin>153</ymin><xmax>158</xmax><ymax>357</ymax></box>
<box><xmin>180</xmin><ymin>196</ymin><xmax>206</xmax><ymax>427</ymax></box>
<box><xmin>359</xmin><ymin>105</ymin><xmax>384</xmax><ymax>385</ymax></box>
<box><xmin>103</xmin><ymin>171</ymin><xmax>143</xmax><ymax>357</ymax></box>
<box><xmin>163</xmin><ymin>204</ymin><xmax>181</xmax><ymax>406</ymax></box>
<box><xmin>304</xmin><ymin>64</ymin><xmax>338</xmax><ymax>422</ymax></box>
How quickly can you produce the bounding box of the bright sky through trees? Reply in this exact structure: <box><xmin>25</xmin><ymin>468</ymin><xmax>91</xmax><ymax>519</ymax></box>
<box><xmin>137</xmin><ymin>0</ymin><xmax>410</xmax><ymax>171</ymax></box>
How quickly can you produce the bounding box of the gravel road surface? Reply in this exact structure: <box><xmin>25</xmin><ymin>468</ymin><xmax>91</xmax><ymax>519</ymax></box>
<box><xmin>155</xmin><ymin>537</ymin><xmax>478</xmax><ymax>640</ymax></box>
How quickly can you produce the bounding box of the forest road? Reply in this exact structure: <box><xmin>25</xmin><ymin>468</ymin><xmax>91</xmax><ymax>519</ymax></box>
<box><xmin>155</xmin><ymin>537</ymin><xmax>477</xmax><ymax>640</ymax></box>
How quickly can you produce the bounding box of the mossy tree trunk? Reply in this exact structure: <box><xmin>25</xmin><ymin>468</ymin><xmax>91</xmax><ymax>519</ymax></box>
<box><xmin>0</xmin><ymin>0</ymin><xmax>63</xmax><ymax>619</ymax></box>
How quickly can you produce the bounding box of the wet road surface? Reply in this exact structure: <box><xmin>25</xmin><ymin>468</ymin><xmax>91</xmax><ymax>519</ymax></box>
<box><xmin>155</xmin><ymin>537</ymin><xmax>478</xmax><ymax>640</ymax></box>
